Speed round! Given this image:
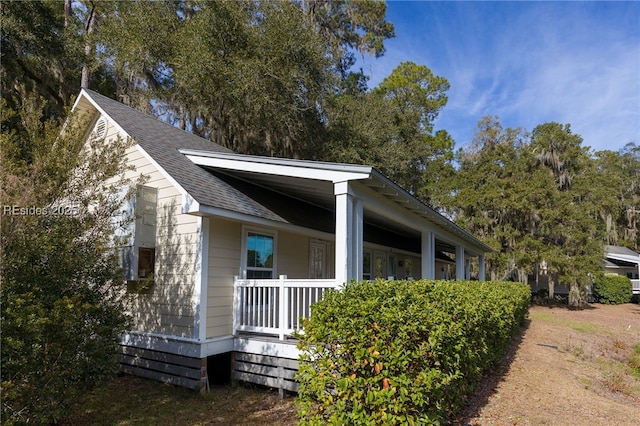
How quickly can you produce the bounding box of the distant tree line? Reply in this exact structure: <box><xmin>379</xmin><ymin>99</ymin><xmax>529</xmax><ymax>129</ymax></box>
<box><xmin>442</xmin><ymin>117</ymin><xmax>639</xmax><ymax>306</ymax></box>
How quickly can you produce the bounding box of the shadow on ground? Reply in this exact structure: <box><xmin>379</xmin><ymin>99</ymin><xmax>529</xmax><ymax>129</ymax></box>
<box><xmin>450</xmin><ymin>317</ymin><xmax>532</xmax><ymax>425</ymax></box>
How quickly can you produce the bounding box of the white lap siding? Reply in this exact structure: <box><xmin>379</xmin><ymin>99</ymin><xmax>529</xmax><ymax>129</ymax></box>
<box><xmin>206</xmin><ymin>218</ymin><xmax>241</xmax><ymax>338</ymax></box>
<box><xmin>99</xmin><ymin>116</ymin><xmax>198</xmax><ymax>338</ymax></box>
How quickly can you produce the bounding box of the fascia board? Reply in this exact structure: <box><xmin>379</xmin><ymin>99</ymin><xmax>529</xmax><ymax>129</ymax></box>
<box><xmin>77</xmin><ymin>89</ymin><xmax>129</xmax><ymax>137</ymax></box>
<box><xmin>233</xmin><ymin>336</ymin><xmax>299</xmax><ymax>359</ymax></box>
<box><xmin>122</xmin><ymin>331</ymin><xmax>236</xmax><ymax>358</ymax></box>
<box><xmin>121</xmin><ymin>331</ymin><xmax>201</xmax><ymax>358</ymax></box>
<box><xmin>606</xmin><ymin>253</ymin><xmax>640</xmax><ymax>265</ymax></box>
<box><xmin>366</xmin><ymin>171</ymin><xmax>493</xmax><ymax>254</ymax></box>
<box><xmin>181</xmin><ymin>150</ymin><xmax>372</xmax><ymax>183</ymax></box>
<box><xmin>356</xmin><ymin>185</ymin><xmax>486</xmax><ymax>257</ymax></box>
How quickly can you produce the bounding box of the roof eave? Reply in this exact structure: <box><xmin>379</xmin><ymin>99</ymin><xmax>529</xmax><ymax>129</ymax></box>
<box><xmin>368</xmin><ymin>169</ymin><xmax>493</xmax><ymax>254</ymax></box>
<box><xmin>180</xmin><ymin>149</ymin><xmax>373</xmax><ymax>183</ymax></box>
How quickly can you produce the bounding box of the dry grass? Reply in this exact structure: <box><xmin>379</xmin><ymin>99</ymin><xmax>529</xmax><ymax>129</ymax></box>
<box><xmin>68</xmin><ymin>303</ymin><xmax>640</xmax><ymax>425</ymax></box>
<box><xmin>66</xmin><ymin>377</ymin><xmax>297</xmax><ymax>426</ymax></box>
<box><xmin>454</xmin><ymin>303</ymin><xmax>640</xmax><ymax>425</ymax></box>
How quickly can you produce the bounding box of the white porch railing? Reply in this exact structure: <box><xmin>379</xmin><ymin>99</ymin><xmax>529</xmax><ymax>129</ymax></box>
<box><xmin>632</xmin><ymin>279</ymin><xmax>640</xmax><ymax>294</ymax></box>
<box><xmin>233</xmin><ymin>275</ymin><xmax>337</xmax><ymax>340</ymax></box>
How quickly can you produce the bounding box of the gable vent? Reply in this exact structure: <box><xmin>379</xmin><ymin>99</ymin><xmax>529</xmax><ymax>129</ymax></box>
<box><xmin>92</xmin><ymin>118</ymin><xmax>107</xmax><ymax>139</ymax></box>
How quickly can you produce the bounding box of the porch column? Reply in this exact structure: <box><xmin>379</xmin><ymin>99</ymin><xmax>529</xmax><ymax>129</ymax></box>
<box><xmin>421</xmin><ymin>230</ymin><xmax>436</xmax><ymax>280</ymax></box>
<box><xmin>465</xmin><ymin>259</ymin><xmax>471</xmax><ymax>280</ymax></box>
<box><xmin>455</xmin><ymin>245</ymin><xmax>465</xmax><ymax>280</ymax></box>
<box><xmin>334</xmin><ymin>181</ymin><xmax>361</xmax><ymax>286</ymax></box>
<box><xmin>478</xmin><ymin>254</ymin><xmax>486</xmax><ymax>281</ymax></box>
<box><xmin>354</xmin><ymin>198</ymin><xmax>364</xmax><ymax>281</ymax></box>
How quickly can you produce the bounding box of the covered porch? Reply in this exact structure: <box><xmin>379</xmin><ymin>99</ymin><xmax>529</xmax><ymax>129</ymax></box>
<box><xmin>185</xmin><ymin>149</ymin><xmax>491</xmax><ymax>282</ymax></box>
<box><xmin>233</xmin><ymin>275</ymin><xmax>333</xmax><ymax>340</ymax></box>
<box><xmin>184</xmin><ymin>150</ymin><xmax>492</xmax><ymax>340</ymax></box>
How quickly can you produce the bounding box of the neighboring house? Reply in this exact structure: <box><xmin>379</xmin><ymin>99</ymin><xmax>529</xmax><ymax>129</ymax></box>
<box><xmin>527</xmin><ymin>261</ymin><xmax>570</xmax><ymax>296</ymax></box>
<box><xmin>604</xmin><ymin>245</ymin><xmax>640</xmax><ymax>295</ymax></box>
<box><xmin>72</xmin><ymin>89</ymin><xmax>492</xmax><ymax>391</ymax></box>
<box><xmin>528</xmin><ymin>246</ymin><xmax>640</xmax><ymax>297</ymax></box>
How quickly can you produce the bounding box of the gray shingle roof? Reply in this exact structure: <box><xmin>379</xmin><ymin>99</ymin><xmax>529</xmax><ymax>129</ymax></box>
<box><xmin>82</xmin><ymin>90</ymin><xmax>492</xmax><ymax>255</ymax></box>
<box><xmin>605</xmin><ymin>245</ymin><xmax>640</xmax><ymax>257</ymax></box>
<box><xmin>84</xmin><ymin>89</ymin><xmax>285</xmax><ymax>222</ymax></box>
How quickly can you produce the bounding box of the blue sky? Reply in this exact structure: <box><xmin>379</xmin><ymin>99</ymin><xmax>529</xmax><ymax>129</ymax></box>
<box><xmin>355</xmin><ymin>1</ymin><xmax>640</xmax><ymax>153</ymax></box>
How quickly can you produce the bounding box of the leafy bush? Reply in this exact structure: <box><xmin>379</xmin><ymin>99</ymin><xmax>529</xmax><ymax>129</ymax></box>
<box><xmin>593</xmin><ymin>275</ymin><xmax>632</xmax><ymax>305</ymax></box>
<box><xmin>1</xmin><ymin>95</ymin><xmax>131</xmax><ymax>424</ymax></box>
<box><xmin>295</xmin><ymin>280</ymin><xmax>530</xmax><ymax>425</ymax></box>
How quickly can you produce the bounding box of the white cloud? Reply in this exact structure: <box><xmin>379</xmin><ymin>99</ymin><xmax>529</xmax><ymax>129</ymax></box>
<box><xmin>494</xmin><ymin>10</ymin><xmax>640</xmax><ymax>151</ymax></box>
<box><xmin>354</xmin><ymin>2</ymin><xmax>639</xmax><ymax>151</ymax></box>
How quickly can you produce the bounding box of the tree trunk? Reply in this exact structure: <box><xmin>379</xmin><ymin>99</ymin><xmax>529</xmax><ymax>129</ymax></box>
<box><xmin>548</xmin><ymin>274</ymin><xmax>555</xmax><ymax>299</ymax></box>
<box><xmin>81</xmin><ymin>2</ymin><xmax>97</xmax><ymax>89</ymax></box>
<box><xmin>568</xmin><ymin>282</ymin><xmax>585</xmax><ymax>310</ymax></box>
<box><xmin>64</xmin><ymin>0</ymin><xmax>72</xmax><ymax>27</ymax></box>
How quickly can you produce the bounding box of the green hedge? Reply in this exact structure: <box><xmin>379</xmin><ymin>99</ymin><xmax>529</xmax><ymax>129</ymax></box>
<box><xmin>295</xmin><ymin>280</ymin><xmax>530</xmax><ymax>425</ymax></box>
<box><xmin>593</xmin><ymin>275</ymin><xmax>632</xmax><ymax>304</ymax></box>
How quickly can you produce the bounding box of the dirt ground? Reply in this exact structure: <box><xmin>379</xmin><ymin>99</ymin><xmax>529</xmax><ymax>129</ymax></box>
<box><xmin>452</xmin><ymin>303</ymin><xmax>640</xmax><ymax>425</ymax></box>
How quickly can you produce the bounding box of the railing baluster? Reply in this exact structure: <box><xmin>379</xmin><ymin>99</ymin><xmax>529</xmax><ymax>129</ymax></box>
<box><xmin>267</xmin><ymin>286</ymin><xmax>271</xmax><ymax>328</ymax></box>
<box><xmin>297</xmin><ymin>288</ymin><xmax>300</xmax><ymax>330</ymax></box>
<box><xmin>263</xmin><ymin>286</ymin><xmax>267</xmax><ymax>327</ymax></box>
<box><xmin>273</xmin><ymin>285</ymin><xmax>278</xmax><ymax>328</ymax></box>
<box><xmin>233</xmin><ymin>278</ymin><xmax>335</xmax><ymax>337</ymax></box>
<box><xmin>251</xmin><ymin>286</ymin><xmax>256</xmax><ymax>326</ymax></box>
<box><xmin>241</xmin><ymin>287</ymin><xmax>246</xmax><ymax>325</ymax></box>
<box><xmin>292</xmin><ymin>288</ymin><xmax>297</xmax><ymax>330</ymax></box>
<box><xmin>262</xmin><ymin>286</ymin><xmax>266</xmax><ymax>327</ymax></box>
<box><xmin>278</xmin><ymin>275</ymin><xmax>286</xmax><ymax>340</ymax></box>
<box><xmin>258</xmin><ymin>285</ymin><xmax>261</xmax><ymax>326</ymax></box>
<box><xmin>304</xmin><ymin>287</ymin><xmax>308</xmax><ymax>326</ymax></box>
<box><xmin>292</xmin><ymin>288</ymin><xmax>298</xmax><ymax>330</ymax></box>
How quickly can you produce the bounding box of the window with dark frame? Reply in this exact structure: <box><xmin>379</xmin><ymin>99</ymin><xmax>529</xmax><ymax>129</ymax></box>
<box><xmin>138</xmin><ymin>247</ymin><xmax>155</xmax><ymax>279</ymax></box>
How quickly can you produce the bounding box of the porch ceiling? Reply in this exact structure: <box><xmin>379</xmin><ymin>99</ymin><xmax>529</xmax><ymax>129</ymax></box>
<box><xmin>187</xmin><ymin>149</ymin><xmax>491</xmax><ymax>255</ymax></box>
<box><xmin>207</xmin><ymin>168</ymin><xmax>460</xmax><ymax>255</ymax></box>
<box><xmin>209</xmin><ymin>168</ymin><xmax>336</xmax><ymax>210</ymax></box>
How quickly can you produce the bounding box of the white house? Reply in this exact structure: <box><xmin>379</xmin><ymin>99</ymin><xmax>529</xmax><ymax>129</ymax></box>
<box><xmin>604</xmin><ymin>245</ymin><xmax>640</xmax><ymax>295</ymax></box>
<box><xmin>72</xmin><ymin>89</ymin><xmax>492</xmax><ymax>391</ymax></box>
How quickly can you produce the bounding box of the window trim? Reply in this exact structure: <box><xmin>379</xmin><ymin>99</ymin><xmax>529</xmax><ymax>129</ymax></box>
<box><xmin>137</xmin><ymin>247</ymin><xmax>155</xmax><ymax>279</ymax></box>
<box><xmin>240</xmin><ymin>226</ymin><xmax>277</xmax><ymax>279</ymax></box>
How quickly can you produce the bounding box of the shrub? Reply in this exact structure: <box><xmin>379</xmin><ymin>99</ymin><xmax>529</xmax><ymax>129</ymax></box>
<box><xmin>1</xmin><ymin>95</ymin><xmax>131</xmax><ymax>424</ymax></box>
<box><xmin>593</xmin><ymin>275</ymin><xmax>632</xmax><ymax>305</ymax></box>
<box><xmin>295</xmin><ymin>280</ymin><xmax>530</xmax><ymax>425</ymax></box>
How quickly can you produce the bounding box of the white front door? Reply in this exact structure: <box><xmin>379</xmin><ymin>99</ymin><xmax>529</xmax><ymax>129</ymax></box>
<box><xmin>310</xmin><ymin>240</ymin><xmax>329</xmax><ymax>279</ymax></box>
